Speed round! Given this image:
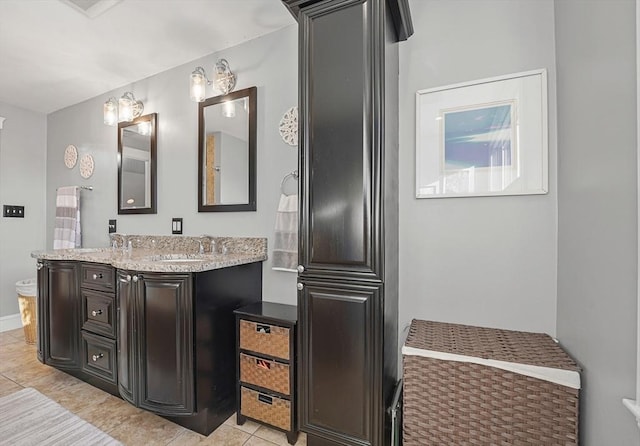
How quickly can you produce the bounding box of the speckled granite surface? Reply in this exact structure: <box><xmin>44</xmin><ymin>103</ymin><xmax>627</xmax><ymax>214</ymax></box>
<box><xmin>31</xmin><ymin>234</ymin><xmax>267</xmax><ymax>273</ymax></box>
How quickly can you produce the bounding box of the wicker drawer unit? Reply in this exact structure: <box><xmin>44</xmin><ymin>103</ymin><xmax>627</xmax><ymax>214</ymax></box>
<box><xmin>235</xmin><ymin>302</ymin><xmax>298</xmax><ymax>445</ymax></box>
<box><xmin>402</xmin><ymin>319</ymin><xmax>581</xmax><ymax>446</ymax></box>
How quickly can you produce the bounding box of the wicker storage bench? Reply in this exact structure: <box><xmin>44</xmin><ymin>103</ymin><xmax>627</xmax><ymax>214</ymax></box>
<box><xmin>402</xmin><ymin>320</ymin><xmax>580</xmax><ymax>445</ymax></box>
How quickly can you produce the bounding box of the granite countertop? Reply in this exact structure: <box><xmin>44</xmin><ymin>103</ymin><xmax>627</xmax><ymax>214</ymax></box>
<box><xmin>31</xmin><ymin>235</ymin><xmax>268</xmax><ymax>273</ymax></box>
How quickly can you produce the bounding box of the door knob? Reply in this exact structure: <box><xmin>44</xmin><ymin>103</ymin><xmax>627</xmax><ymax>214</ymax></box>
<box><xmin>91</xmin><ymin>309</ymin><xmax>103</xmax><ymax>317</ymax></box>
<box><xmin>297</xmin><ymin>283</ymin><xmax>304</xmax><ymax>291</ymax></box>
<box><xmin>92</xmin><ymin>273</ymin><xmax>103</xmax><ymax>280</ymax></box>
<box><xmin>297</xmin><ymin>265</ymin><xmax>305</xmax><ymax>273</ymax></box>
<box><xmin>125</xmin><ymin>275</ymin><xmax>132</xmax><ymax>282</ymax></box>
<box><xmin>92</xmin><ymin>353</ymin><xmax>104</xmax><ymax>362</ymax></box>
<box><xmin>132</xmin><ymin>275</ymin><xmax>139</xmax><ymax>282</ymax></box>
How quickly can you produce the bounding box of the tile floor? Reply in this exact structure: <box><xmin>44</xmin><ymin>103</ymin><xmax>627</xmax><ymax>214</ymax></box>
<box><xmin>0</xmin><ymin>328</ymin><xmax>306</xmax><ymax>446</ymax></box>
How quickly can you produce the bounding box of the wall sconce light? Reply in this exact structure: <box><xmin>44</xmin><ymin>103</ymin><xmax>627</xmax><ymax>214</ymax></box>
<box><xmin>103</xmin><ymin>92</ymin><xmax>144</xmax><ymax>126</ymax></box>
<box><xmin>189</xmin><ymin>58</ymin><xmax>236</xmax><ymax>102</ymax></box>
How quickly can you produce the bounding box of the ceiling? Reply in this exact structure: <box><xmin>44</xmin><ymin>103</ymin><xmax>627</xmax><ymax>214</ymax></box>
<box><xmin>0</xmin><ymin>0</ymin><xmax>295</xmax><ymax>114</ymax></box>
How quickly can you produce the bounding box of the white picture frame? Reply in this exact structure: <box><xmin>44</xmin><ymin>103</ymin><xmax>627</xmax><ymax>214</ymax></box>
<box><xmin>416</xmin><ymin>69</ymin><xmax>548</xmax><ymax>198</ymax></box>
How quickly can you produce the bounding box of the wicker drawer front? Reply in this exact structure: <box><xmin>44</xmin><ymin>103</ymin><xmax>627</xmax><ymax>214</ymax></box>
<box><xmin>240</xmin><ymin>319</ymin><xmax>290</xmax><ymax>360</ymax></box>
<box><xmin>241</xmin><ymin>387</ymin><xmax>290</xmax><ymax>431</ymax></box>
<box><xmin>240</xmin><ymin>353</ymin><xmax>290</xmax><ymax>395</ymax></box>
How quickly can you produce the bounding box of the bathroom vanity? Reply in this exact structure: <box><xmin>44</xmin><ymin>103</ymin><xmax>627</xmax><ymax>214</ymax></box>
<box><xmin>32</xmin><ymin>235</ymin><xmax>266</xmax><ymax>435</ymax></box>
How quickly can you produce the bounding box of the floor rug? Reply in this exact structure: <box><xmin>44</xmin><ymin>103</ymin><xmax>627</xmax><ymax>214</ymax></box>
<box><xmin>0</xmin><ymin>387</ymin><xmax>122</xmax><ymax>445</ymax></box>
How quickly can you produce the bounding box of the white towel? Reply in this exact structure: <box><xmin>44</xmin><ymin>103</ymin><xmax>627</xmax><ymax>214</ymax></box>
<box><xmin>53</xmin><ymin>186</ymin><xmax>81</xmax><ymax>249</ymax></box>
<box><xmin>272</xmin><ymin>194</ymin><xmax>298</xmax><ymax>272</ymax></box>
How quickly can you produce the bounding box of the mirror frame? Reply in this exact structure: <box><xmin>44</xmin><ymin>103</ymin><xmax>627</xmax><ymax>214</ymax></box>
<box><xmin>117</xmin><ymin>113</ymin><xmax>157</xmax><ymax>214</ymax></box>
<box><xmin>198</xmin><ymin>86</ymin><xmax>257</xmax><ymax>212</ymax></box>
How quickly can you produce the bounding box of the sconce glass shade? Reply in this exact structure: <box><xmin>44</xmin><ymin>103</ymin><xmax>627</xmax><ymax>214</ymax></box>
<box><xmin>118</xmin><ymin>92</ymin><xmax>144</xmax><ymax>122</ymax></box>
<box><xmin>214</xmin><ymin>59</ymin><xmax>236</xmax><ymax>94</ymax></box>
<box><xmin>103</xmin><ymin>97</ymin><xmax>118</xmax><ymax>126</ymax></box>
<box><xmin>190</xmin><ymin>67</ymin><xmax>209</xmax><ymax>102</ymax></box>
<box><xmin>222</xmin><ymin>101</ymin><xmax>236</xmax><ymax>118</ymax></box>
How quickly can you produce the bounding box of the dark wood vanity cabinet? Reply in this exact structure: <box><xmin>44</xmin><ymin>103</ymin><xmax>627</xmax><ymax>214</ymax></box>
<box><xmin>37</xmin><ymin>260</ymin><xmax>118</xmax><ymax>394</ymax></box>
<box><xmin>37</xmin><ymin>261</ymin><xmax>80</xmax><ymax>370</ymax></box>
<box><xmin>117</xmin><ymin>271</ymin><xmax>194</xmax><ymax>415</ymax></box>
<box><xmin>117</xmin><ymin>262</ymin><xmax>263</xmax><ymax>435</ymax></box>
<box><xmin>283</xmin><ymin>0</ymin><xmax>412</xmax><ymax>445</ymax></box>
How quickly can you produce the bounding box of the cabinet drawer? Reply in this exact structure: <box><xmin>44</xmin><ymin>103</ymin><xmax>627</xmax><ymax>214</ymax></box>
<box><xmin>81</xmin><ymin>332</ymin><xmax>117</xmax><ymax>385</ymax></box>
<box><xmin>239</xmin><ymin>319</ymin><xmax>290</xmax><ymax>360</ymax></box>
<box><xmin>240</xmin><ymin>353</ymin><xmax>290</xmax><ymax>395</ymax></box>
<box><xmin>81</xmin><ymin>289</ymin><xmax>116</xmax><ymax>338</ymax></box>
<box><xmin>241</xmin><ymin>386</ymin><xmax>291</xmax><ymax>431</ymax></box>
<box><xmin>80</xmin><ymin>264</ymin><xmax>114</xmax><ymax>292</ymax></box>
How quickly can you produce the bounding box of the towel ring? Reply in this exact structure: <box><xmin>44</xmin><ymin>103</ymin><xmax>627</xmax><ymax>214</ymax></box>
<box><xmin>280</xmin><ymin>170</ymin><xmax>299</xmax><ymax>196</ymax></box>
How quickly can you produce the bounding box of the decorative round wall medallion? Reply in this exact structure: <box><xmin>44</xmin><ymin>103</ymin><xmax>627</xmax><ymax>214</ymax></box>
<box><xmin>279</xmin><ymin>106</ymin><xmax>298</xmax><ymax>146</ymax></box>
<box><xmin>79</xmin><ymin>154</ymin><xmax>94</xmax><ymax>179</ymax></box>
<box><xmin>64</xmin><ymin>144</ymin><xmax>78</xmax><ymax>168</ymax></box>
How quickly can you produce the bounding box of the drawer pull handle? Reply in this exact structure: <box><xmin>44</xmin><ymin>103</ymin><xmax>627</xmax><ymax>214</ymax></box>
<box><xmin>91</xmin><ymin>309</ymin><xmax>103</xmax><ymax>317</ymax></box>
<box><xmin>257</xmin><ymin>394</ymin><xmax>273</xmax><ymax>405</ymax></box>
<box><xmin>256</xmin><ymin>324</ymin><xmax>271</xmax><ymax>334</ymax></box>
<box><xmin>256</xmin><ymin>359</ymin><xmax>271</xmax><ymax>370</ymax></box>
<box><xmin>92</xmin><ymin>273</ymin><xmax>103</xmax><ymax>280</ymax></box>
<box><xmin>92</xmin><ymin>353</ymin><xmax>104</xmax><ymax>362</ymax></box>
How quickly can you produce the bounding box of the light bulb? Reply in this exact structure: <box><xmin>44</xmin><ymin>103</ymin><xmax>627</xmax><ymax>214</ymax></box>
<box><xmin>103</xmin><ymin>98</ymin><xmax>118</xmax><ymax>126</ymax></box>
<box><xmin>190</xmin><ymin>71</ymin><xmax>206</xmax><ymax>102</ymax></box>
<box><xmin>119</xmin><ymin>95</ymin><xmax>134</xmax><ymax>122</ymax></box>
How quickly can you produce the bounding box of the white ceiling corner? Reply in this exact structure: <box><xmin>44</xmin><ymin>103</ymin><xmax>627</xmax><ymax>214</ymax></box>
<box><xmin>0</xmin><ymin>0</ymin><xmax>295</xmax><ymax>114</ymax></box>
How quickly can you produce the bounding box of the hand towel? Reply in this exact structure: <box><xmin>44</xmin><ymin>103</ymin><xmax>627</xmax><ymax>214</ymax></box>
<box><xmin>53</xmin><ymin>186</ymin><xmax>81</xmax><ymax>249</ymax></box>
<box><xmin>272</xmin><ymin>193</ymin><xmax>298</xmax><ymax>272</ymax></box>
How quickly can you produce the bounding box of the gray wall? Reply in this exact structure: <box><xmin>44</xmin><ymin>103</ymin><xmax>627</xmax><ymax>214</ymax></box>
<box><xmin>555</xmin><ymin>0</ymin><xmax>639</xmax><ymax>444</ymax></box>
<box><xmin>46</xmin><ymin>25</ymin><xmax>299</xmax><ymax>306</ymax></box>
<box><xmin>0</xmin><ymin>103</ymin><xmax>47</xmax><ymax>319</ymax></box>
<box><xmin>398</xmin><ymin>0</ymin><xmax>559</xmax><ymax>336</ymax></box>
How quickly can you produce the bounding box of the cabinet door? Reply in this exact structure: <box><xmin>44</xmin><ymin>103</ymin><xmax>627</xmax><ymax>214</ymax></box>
<box><xmin>137</xmin><ymin>273</ymin><xmax>194</xmax><ymax>415</ymax></box>
<box><xmin>299</xmin><ymin>0</ymin><xmax>380</xmax><ymax>280</ymax></box>
<box><xmin>44</xmin><ymin>261</ymin><xmax>80</xmax><ymax>369</ymax></box>
<box><xmin>117</xmin><ymin>271</ymin><xmax>137</xmax><ymax>405</ymax></box>
<box><xmin>36</xmin><ymin>262</ymin><xmax>47</xmax><ymax>363</ymax></box>
<box><xmin>298</xmin><ymin>280</ymin><xmax>380</xmax><ymax>444</ymax></box>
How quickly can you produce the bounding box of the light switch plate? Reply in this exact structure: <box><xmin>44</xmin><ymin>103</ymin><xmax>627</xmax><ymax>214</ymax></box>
<box><xmin>172</xmin><ymin>218</ymin><xmax>183</xmax><ymax>235</ymax></box>
<box><xmin>3</xmin><ymin>205</ymin><xmax>24</xmax><ymax>218</ymax></box>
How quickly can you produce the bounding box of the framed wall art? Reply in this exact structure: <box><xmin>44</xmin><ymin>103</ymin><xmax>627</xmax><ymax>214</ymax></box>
<box><xmin>416</xmin><ymin>69</ymin><xmax>548</xmax><ymax>198</ymax></box>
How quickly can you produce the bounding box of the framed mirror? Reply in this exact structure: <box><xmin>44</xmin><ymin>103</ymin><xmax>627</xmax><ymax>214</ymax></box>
<box><xmin>198</xmin><ymin>86</ymin><xmax>256</xmax><ymax>212</ymax></box>
<box><xmin>118</xmin><ymin>113</ymin><xmax>157</xmax><ymax>214</ymax></box>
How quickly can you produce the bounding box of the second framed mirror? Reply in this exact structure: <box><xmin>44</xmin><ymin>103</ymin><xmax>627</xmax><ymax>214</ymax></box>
<box><xmin>198</xmin><ymin>86</ymin><xmax>257</xmax><ymax>212</ymax></box>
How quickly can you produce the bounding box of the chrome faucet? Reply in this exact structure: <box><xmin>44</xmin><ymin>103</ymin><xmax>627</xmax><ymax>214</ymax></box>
<box><xmin>199</xmin><ymin>235</ymin><xmax>214</xmax><ymax>254</ymax></box>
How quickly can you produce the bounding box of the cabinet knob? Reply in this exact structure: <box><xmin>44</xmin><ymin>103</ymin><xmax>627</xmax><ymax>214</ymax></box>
<box><xmin>92</xmin><ymin>353</ymin><xmax>104</xmax><ymax>362</ymax></box>
<box><xmin>297</xmin><ymin>265</ymin><xmax>305</xmax><ymax>273</ymax></box>
<box><xmin>92</xmin><ymin>273</ymin><xmax>103</xmax><ymax>280</ymax></box>
<box><xmin>132</xmin><ymin>275</ymin><xmax>139</xmax><ymax>282</ymax></box>
<box><xmin>91</xmin><ymin>309</ymin><xmax>103</xmax><ymax>317</ymax></box>
<box><xmin>125</xmin><ymin>275</ymin><xmax>132</xmax><ymax>282</ymax></box>
<box><xmin>297</xmin><ymin>283</ymin><xmax>304</xmax><ymax>291</ymax></box>
<box><xmin>36</xmin><ymin>262</ymin><xmax>43</xmax><ymax>270</ymax></box>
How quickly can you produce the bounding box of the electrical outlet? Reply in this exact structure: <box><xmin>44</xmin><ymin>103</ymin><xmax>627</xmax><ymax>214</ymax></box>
<box><xmin>108</xmin><ymin>219</ymin><xmax>117</xmax><ymax>233</ymax></box>
<box><xmin>3</xmin><ymin>205</ymin><xmax>24</xmax><ymax>218</ymax></box>
<box><xmin>172</xmin><ymin>218</ymin><xmax>183</xmax><ymax>235</ymax></box>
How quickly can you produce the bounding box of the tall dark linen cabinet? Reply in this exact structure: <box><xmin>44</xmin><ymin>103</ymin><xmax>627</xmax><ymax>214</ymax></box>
<box><xmin>282</xmin><ymin>1</ymin><xmax>412</xmax><ymax>445</ymax></box>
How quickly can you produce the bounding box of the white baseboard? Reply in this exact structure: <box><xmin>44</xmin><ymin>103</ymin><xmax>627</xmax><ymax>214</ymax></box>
<box><xmin>0</xmin><ymin>313</ymin><xmax>23</xmax><ymax>332</ymax></box>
